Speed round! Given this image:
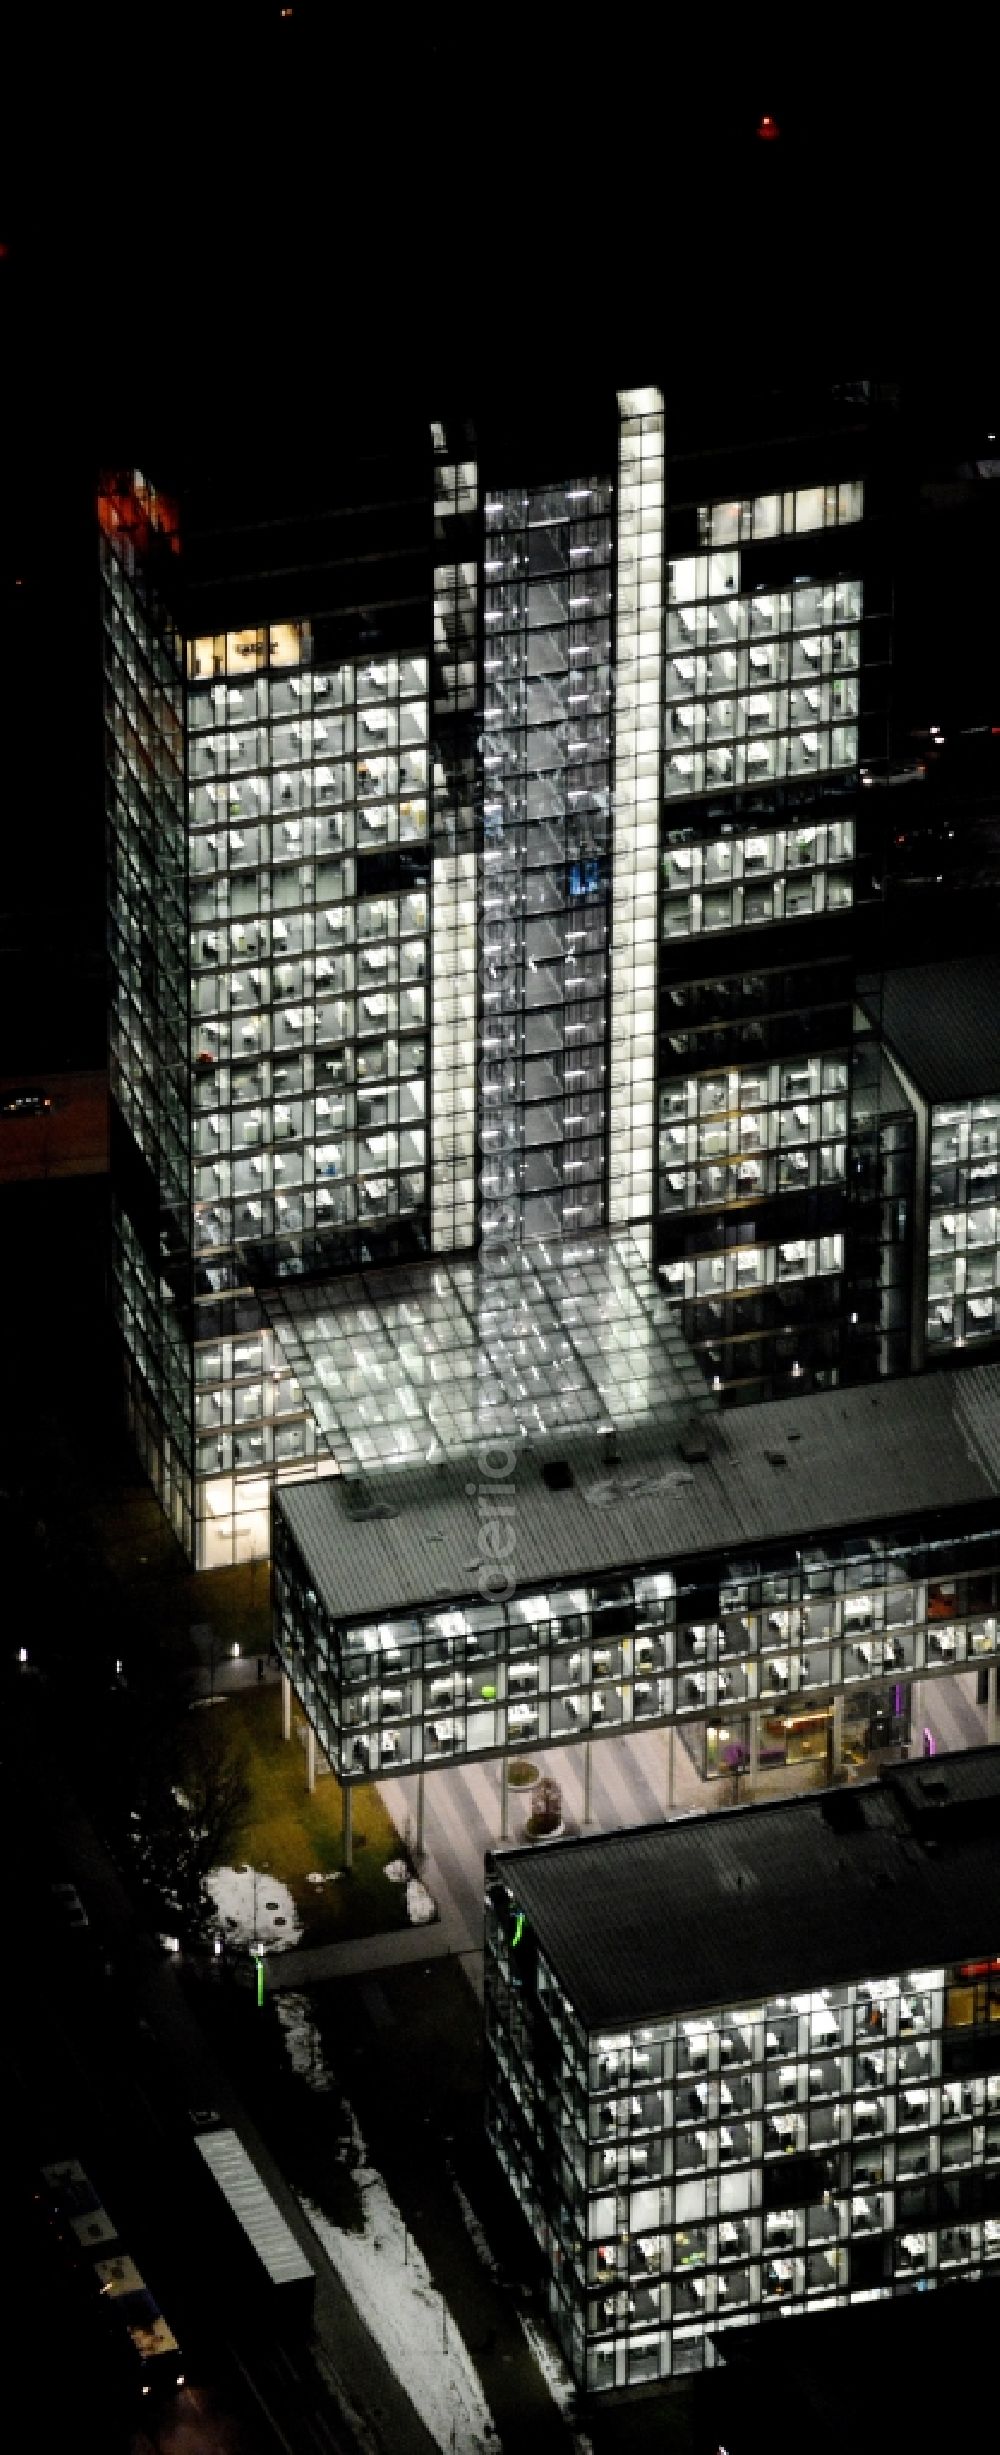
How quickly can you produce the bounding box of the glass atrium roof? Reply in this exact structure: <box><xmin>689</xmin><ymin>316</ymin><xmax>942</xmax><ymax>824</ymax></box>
<box><xmin>263</xmin><ymin>1231</ymin><xmax>712</xmax><ymax>1478</ymax></box>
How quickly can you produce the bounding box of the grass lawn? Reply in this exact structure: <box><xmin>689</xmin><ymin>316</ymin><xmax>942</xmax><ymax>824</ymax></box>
<box><xmin>201</xmin><ymin>1684</ymin><xmax>409</xmax><ymax>1945</ymax></box>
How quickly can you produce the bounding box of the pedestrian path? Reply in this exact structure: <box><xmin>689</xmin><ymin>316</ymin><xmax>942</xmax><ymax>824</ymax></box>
<box><xmin>266</xmin><ymin>1692</ymin><xmax>992</xmax><ymax>1993</ymax></box>
<box><xmin>268</xmin><ymin>1725</ymin><xmax>790</xmax><ymax>1988</ymax></box>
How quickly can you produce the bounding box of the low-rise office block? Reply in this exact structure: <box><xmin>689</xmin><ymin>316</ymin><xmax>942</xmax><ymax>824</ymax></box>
<box><xmin>484</xmin><ymin>1748</ymin><xmax>1000</xmax><ymax>2392</ymax></box>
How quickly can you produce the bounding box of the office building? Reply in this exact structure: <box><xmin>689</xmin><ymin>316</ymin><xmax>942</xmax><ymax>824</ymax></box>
<box><xmin>483</xmin><ymin>1747</ymin><xmax>1000</xmax><ymax>2392</ymax></box>
<box><xmin>271</xmin><ymin>1359</ymin><xmax>1000</xmax><ymax>1794</ymax></box>
<box><xmin>858</xmin><ymin>957</ymin><xmax>1000</xmax><ymax>1369</ymax></box>
<box><xmin>101</xmin><ymin>383</ymin><xmax>925</xmax><ymax>1569</ymax></box>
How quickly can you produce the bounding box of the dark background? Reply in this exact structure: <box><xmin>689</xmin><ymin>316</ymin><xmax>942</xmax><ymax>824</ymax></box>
<box><xmin>1</xmin><ymin>8</ymin><xmax>996</xmax><ymax>1069</ymax></box>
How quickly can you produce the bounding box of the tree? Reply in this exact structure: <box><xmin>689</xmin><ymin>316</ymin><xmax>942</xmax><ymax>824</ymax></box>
<box><xmin>183</xmin><ymin>1710</ymin><xmax>252</xmax><ymax>1876</ymax></box>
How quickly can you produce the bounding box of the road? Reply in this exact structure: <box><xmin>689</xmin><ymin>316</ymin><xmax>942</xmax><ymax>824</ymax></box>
<box><xmin>0</xmin><ymin>1067</ymin><xmax>108</xmax><ymax>1180</ymax></box>
<box><xmin>11</xmin><ymin>1771</ymin><xmax>441</xmax><ymax>2455</ymax></box>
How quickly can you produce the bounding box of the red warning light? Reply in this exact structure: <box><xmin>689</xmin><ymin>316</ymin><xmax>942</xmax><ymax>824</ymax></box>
<box><xmin>756</xmin><ymin>113</ymin><xmax>780</xmax><ymax>142</ymax></box>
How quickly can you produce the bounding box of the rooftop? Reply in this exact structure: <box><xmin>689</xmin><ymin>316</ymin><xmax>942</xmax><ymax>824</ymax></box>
<box><xmin>265</xmin><ymin>1231</ymin><xmax>710</xmax><ymax>1483</ymax></box>
<box><xmin>487</xmin><ymin>1747</ymin><xmax>1000</xmax><ymax>2027</ymax></box>
<box><xmin>862</xmin><ymin>956</ymin><xmax>1000</xmax><ymax>1102</ymax></box>
<box><xmin>272</xmin><ymin>1358</ymin><xmax>1000</xmax><ymax>1622</ymax></box>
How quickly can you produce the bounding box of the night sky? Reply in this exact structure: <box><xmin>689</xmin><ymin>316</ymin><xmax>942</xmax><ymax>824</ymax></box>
<box><xmin>1</xmin><ymin>9</ymin><xmax>995</xmax><ymax>1066</ymax></box>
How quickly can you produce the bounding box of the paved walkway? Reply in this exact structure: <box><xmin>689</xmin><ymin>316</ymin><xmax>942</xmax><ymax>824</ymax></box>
<box><xmin>265</xmin><ymin>1722</ymin><xmax>845</xmax><ymax>1994</ymax></box>
<box><xmin>265</xmin><ymin>1680</ymin><xmax>994</xmax><ymax>1994</ymax></box>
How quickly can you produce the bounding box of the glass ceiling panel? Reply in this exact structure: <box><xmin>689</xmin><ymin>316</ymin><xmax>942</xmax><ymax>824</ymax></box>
<box><xmin>262</xmin><ymin>1231</ymin><xmax>711</xmax><ymax>1477</ymax></box>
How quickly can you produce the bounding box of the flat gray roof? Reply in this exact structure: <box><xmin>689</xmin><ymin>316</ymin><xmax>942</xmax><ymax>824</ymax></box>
<box><xmin>488</xmin><ymin>1748</ymin><xmax>1000</xmax><ymax>2026</ymax></box>
<box><xmin>273</xmin><ymin>1361</ymin><xmax>1000</xmax><ymax>1622</ymax></box>
<box><xmin>863</xmin><ymin>958</ymin><xmax>1000</xmax><ymax>1103</ymax></box>
<box><xmin>194</xmin><ymin>2131</ymin><xmax>313</xmax><ymax>2286</ymax></box>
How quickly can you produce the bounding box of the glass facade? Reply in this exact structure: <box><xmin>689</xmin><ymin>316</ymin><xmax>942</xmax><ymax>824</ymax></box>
<box><xmin>481</xmin><ymin>477</ymin><xmax>613</xmax><ymax>1242</ymax></box>
<box><xmin>102</xmin><ymin>402</ymin><xmax>923</xmax><ymax>1571</ymax></box>
<box><xmin>430</xmin><ymin>431</ymin><xmax>478</xmax><ymax>1252</ymax></box>
<box><xmin>663</xmin><ymin>549</ymin><xmax>862</xmax><ymax>803</ymax></box>
<box><xmin>264</xmin><ymin>1233</ymin><xmax>704</xmax><ymax>1477</ymax></box>
<box><xmin>659</xmin><ymin>1051</ymin><xmax>850</xmax><ymax>1214</ymax></box>
<box><xmin>484</xmin><ymin>1914</ymin><xmax>1000</xmax><ymax>2391</ymax></box>
<box><xmin>654</xmin><ymin>955</ymin><xmax>858</xmax><ymax>1400</ymax></box>
<box><xmin>927</xmin><ymin>1096</ymin><xmax>1000</xmax><ymax>1351</ymax></box>
<box><xmin>273</xmin><ymin>1491</ymin><xmax>1000</xmax><ymax>1783</ymax></box>
<box><xmin>187</xmin><ymin>632</ymin><xmax>436</xmax><ymax>1564</ymax></box>
<box><xmin>661</xmin><ymin>809</ymin><xmax>855</xmax><ymax>938</ymax></box>
<box><xmin>103</xmin><ymin>441</ymin><xmax>500</xmax><ymax>1563</ymax></box>
<box><xmin>101</xmin><ymin>473</ymin><xmax>193</xmax><ymax>1554</ymax></box>
<box><xmin>187</xmin><ymin>633</ymin><xmax>432</xmax><ymax>1265</ymax></box>
<box><xmin>652</xmin><ymin>469</ymin><xmax>880</xmax><ymax>1408</ymax></box>
<box><xmin>609</xmin><ymin>389</ymin><xmax>664</xmax><ymax>1228</ymax></box>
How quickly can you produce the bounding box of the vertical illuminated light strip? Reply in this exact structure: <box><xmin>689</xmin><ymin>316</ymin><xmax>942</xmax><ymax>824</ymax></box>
<box><xmin>609</xmin><ymin>390</ymin><xmax>664</xmax><ymax>1226</ymax></box>
<box><xmin>431</xmin><ymin>849</ymin><xmax>477</xmax><ymax>1250</ymax></box>
<box><xmin>431</xmin><ymin>435</ymin><xmax>479</xmax><ymax>1256</ymax></box>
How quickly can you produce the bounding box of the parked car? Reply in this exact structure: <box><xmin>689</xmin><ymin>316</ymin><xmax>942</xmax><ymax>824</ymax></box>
<box><xmin>0</xmin><ymin>1087</ymin><xmax>51</xmax><ymax>1116</ymax></box>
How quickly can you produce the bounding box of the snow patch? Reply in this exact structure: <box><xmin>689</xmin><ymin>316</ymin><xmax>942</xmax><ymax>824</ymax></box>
<box><xmin>274</xmin><ymin>1991</ymin><xmax>336</xmax><ymax>2092</ymax></box>
<box><xmin>301</xmin><ymin>2182</ymin><xmax>498</xmax><ymax>2454</ymax></box>
<box><xmin>206</xmin><ymin>1864</ymin><xmax>302</xmax><ymax>1950</ymax></box>
<box><xmin>297</xmin><ymin>2099</ymin><xmax>496</xmax><ymax>2453</ymax></box>
<box><xmin>518</xmin><ymin>2309</ymin><xmax>588</xmax><ymax>2444</ymax></box>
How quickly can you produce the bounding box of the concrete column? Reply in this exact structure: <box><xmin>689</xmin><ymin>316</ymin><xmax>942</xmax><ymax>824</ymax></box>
<box><xmin>583</xmin><ymin>1738</ymin><xmax>593</xmax><ymax>1827</ymax></box>
<box><xmin>829</xmin><ymin>1694</ymin><xmax>844</xmax><ymax>1783</ymax></box>
<box><xmin>500</xmin><ymin>1758</ymin><xmax>509</xmax><ymax>1842</ymax></box>
<box><xmin>665</xmin><ymin>1722</ymin><xmax>676</xmax><ymax>1815</ymax></box>
<box><xmin>989</xmin><ymin>1667</ymin><xmax>1000</xmax><ymax>1748</ymax></box>
<box><xmin>306</xmin><ymin>1723</ymin><xmax>316</xmax><ymax>1793</ymax></box>
<box><xmin>747</xmin><ymin>1711</ymin><xmax>760</xmax><ymax>1792</ymax></box>
<box><xmin>416</xmin><ymin>1767</ymin><xmax>425</xmax><ymax>1859</ymax></box>
<box><xmin>342</xmin><ymin>1780</ymin><xmax>353</xmax><ymax>1871</ymax></box>
<box><xmin>281</xmin><ymin>1672</ymin><xmax>292</xmax><ymax>1741</ymax></box>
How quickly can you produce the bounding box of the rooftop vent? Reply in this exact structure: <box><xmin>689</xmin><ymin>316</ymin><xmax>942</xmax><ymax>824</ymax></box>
<box><xmin>766</xmin><ymin>1447</ymin><xmax>789</xmax><ymax>1469</ymax></box>
<box><xmin>343</xmin><ymin>1482</ymin><xmax>398</xmax><ymax>1523</ymax></box>
<box><xmin>541</xmin><ymin>1459</ymin><xmax>575</xmax><ymax>1492</ymax></box>
<box><xmin>678</xmin><ymin>1428</ymin><xmax>710</xmax><ymax>1464</ymax></box>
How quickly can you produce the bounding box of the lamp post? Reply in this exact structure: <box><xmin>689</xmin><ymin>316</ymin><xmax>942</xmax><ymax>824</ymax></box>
<box><xmin>252</xmin><ymin>1859</ymin><xmax>271</xmax><ymax>2006</ymax></box>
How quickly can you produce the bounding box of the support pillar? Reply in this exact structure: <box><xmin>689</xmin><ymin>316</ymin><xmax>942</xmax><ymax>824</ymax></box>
<box><xmin>281</xmin><ymin>1672</ymin><xmax>292</xmax><ymax>1742</ymax></box>
<box><xmin>989</xmin><ymin>1667</ymin><xmax>1000</xmax><ymax>1748</ymax></box>
<box><xmin>829</xmin><ymin>1694</ymin><xmax>844</xmax><ymax>1783</ymax></box>
<box><xmin>342</xmin><ymin>1780</ymin><xmax>353</xmax><ymax>1871</ymax></box>
<box><xmin>500</xmin><ymin>1757</ymin><xmax>509</xmax><ymax>1842</ymax></box>
<box><xmin>747</xmin><ymin>1711</ymin><xmax>760</xmax><ymax>1794</ymax></box>
<box><xmin>416</xmin><ymin>1767</ymin><xmax>425</xmax><ymax>1860</ymax></box>
<box><xmin>306</xmin><ymin>1722</ymin><xmax>316</xmax><ymax>1794</ymax></box>
<box><xmin>665</xmin><ymin>1722</ymin><xmax>675</xmax><ymax>1816</ymax></box>
<box><xmin>583</xmin><ymin>1737</ymin><xmax>593</xmax><ymax>1827</ymax></box>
